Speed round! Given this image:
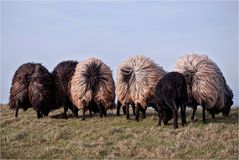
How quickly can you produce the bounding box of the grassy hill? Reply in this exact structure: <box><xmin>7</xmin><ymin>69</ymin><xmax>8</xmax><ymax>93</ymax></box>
<box><xmin>1</xmin><ymin>104</ymin><xmax>238</xmax><ymax>159</ymax></box>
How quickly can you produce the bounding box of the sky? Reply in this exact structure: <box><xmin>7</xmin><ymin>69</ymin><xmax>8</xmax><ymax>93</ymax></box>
<box><xmin>1</xmin><ymin>1</ymin><xmax>238</xmax><ymax>105</ymax></box>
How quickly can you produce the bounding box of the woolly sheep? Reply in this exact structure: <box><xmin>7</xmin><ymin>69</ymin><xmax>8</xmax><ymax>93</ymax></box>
<box><xmin>155</xmin><ymin>72</ymin><xmax>188</xmax><ymax>129</ymax></box>
<box><xmin>9</xmin><ymin>62</ymin><xmax>53</xmax><ymax>118</ymax></box>
<box><xmin>175</xmin><ymin>54</ymin><xmax>233</xmax><ymax>122</ymax></box>
<box><xmin>51</xmin><ymin>60</ymin><xmax>79</xmax><ymax>119</ymax></box>
<box><xmin>71</xmin><ymin>58</ymin><xmax>115</xmax><ymax>120</ymax></box>
<box><xmin>116</xmin><ymin>55</ymin><xmax>166</xmax><ymax>121</ymax></box>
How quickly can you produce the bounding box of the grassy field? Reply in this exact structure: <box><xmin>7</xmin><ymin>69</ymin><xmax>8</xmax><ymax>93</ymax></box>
<box><xmin>1</xmin><ymin>104</ymin><xmax>238</xmax><ymax>159</ymax></box>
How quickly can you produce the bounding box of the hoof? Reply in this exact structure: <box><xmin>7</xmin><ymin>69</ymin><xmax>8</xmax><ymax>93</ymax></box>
<box><xmin>173</xmin><ymin>125</ymin><xmax>178</xmax><ymax>129</ymax></box>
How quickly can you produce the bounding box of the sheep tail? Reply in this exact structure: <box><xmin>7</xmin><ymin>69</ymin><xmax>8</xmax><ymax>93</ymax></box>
<box><xmin>82</xmin><ymin>61</ymin><xmax>103</xmax><ymax>93</ymax></box>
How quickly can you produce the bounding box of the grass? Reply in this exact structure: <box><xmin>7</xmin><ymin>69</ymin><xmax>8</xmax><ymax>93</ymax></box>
<box><xmin>1</xmin><ymin>104</ymin><xmax>238</xmax><ymax>159</ymax></box>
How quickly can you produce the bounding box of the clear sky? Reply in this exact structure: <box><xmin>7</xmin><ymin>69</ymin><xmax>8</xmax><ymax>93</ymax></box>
<box><xmin>1</xmin><ymin>1</ymin><xmax>238</xmax><ymax>105</ymax></box>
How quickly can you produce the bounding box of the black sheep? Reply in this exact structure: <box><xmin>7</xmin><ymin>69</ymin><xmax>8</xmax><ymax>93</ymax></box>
<box><xmin>155</xmin><ymin>72</ymin><xmax>188</xmax><ymax>129</ymax></box>
<box><xmin>9</xmin><ymin>62</ymin><xmax>53</xmax><ymax>118</ymax></box>
<box><xmin>51</xmin><ymin>60</ymin><xmax>79</xmax><ymax>119</ymax></box>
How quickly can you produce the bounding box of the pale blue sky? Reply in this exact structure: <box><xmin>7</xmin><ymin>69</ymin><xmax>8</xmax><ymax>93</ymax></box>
<box><xmin>1</xmin><ymin>1</ymin><xmax>238</xmax><ymax>105</ymax></box>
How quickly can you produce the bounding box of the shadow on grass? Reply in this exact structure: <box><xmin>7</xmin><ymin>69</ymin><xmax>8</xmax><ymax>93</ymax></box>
<box><xmin>206</xmin><ymin>111</ymin><xmax>238</xmax><ymax>124</ymax></box>
<box><xmin>50</xmin><ymin>113</ymin><xmax>78</xmax><ymax>119</ymax></box>
<box><xmin>146</xmin><ymin>108</ymin><xmax>238</xmax><ymax>125</ymax></box>
<box><xmin>50</xmin><ymin>111</ymin><xmax>119</xmax><ymax>120</ymax></box>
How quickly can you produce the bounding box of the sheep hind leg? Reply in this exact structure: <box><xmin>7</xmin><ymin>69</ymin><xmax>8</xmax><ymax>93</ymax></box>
<box><xmin>132</xmin><ymin>103</ymin><xmax>136</xmax><ymax>116</ymax></box>
<box><xmin>89</xmin><ymin>109</ymin><xmax>93</xmax><ymax>118</ymax></box>
<box><xmin>140</xmin><ymin>107</ymin><xmax>146</xmax><ymax>119</ymax></box>
<box><xmin>116</xmin><ymin>100</ymin><xmax>121</xmax><ymax>116</ymax></box>
<box><xmin>122</xmin><ymin>106</ymin><xmax>126</xmax><ymax>115</ymax></box>
<box><xmin>81</xmin><ymin>101</ymin><xmax>86</xmax><ymax>121</ymax></box>
<box><xmin>98</xmin><ymin>102</ymin><xmax>103</xmax><ymax>118</ymax></box>
<box><xmin>72</xmin><ymin>105</ymin><xmax>79</xmax><ymax>117</ymax></box>
<box><xmin>157</xmin><ymin>106</ymin><xmax>163</xmax><ymax>126</ymax></box>
<box><xmin>135</xmin><ymin>103</ymin><xmax>141</xmax><ymax>121</ymax></box>
<box><xmin>190</xmin><ymin>105</ymin><xmax>197</xmax><ymax>122</ymax></box>
<box><xmin>202</xmin><ymin>105</ymin><xmax>206</xmax><ymax>123</ymax></box>
<box><xmin>37</xmin><ymin>110</ymin><xmax>42</xmax><ymax>119</ymax></box>
<box><xmin>212</xmin><ymin>112</ymin><xmax>215</xmax><ymax>119</ymax></box>
<box><xmin>181</xmin><ymin>105</ymin><xmax>186</xmax><ymax>127</ymax></box>
<box><xmin>172</xmin><ymin>103</ymin><xmax>179</xmax><ymax>129</ymax></box>
<box><xmin>102</xmin><ymin>105</ymin><xmax>107</xmax><ymax>117</ymax></box>
<box><xmin>15</xmin><ymin>100</ymin><xmax>19</xmax><ymax>118</ymax></box>
<box><xmin>63</xmin><ymin>105</ymin><xmax>68</xmax><ymax>119</ymax></box>
<box><xmin>126</xmin><ymin>103</ymin><xmax>130</xmax><ymax>120</ymax></box>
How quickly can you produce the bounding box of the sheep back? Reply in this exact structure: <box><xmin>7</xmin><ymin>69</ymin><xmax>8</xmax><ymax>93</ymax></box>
<box><xmin>155</xmin><ymin>71</ymin><xmax>188</xmax><ymax>107</ymax></box>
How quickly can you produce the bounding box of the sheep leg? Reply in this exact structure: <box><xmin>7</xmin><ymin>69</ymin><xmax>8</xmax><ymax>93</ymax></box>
<box><xmin>126</xmin><ymin>103</ymin><xmax>130</xmax><ymax>120</ymax></box>
<box><xmin>135</xmin><ymin>103</ymin><xmax>140</xmax><ymax>121</ymax></box>
<box><xmin>82</xmin><ymin>101</ymin><xmax>86</xmax><ymax>120</ymax></box>
<box><xmin>190</xmin><ymin>105</ymin><xmax>197</xmax><ymax>122</ymax></box>
<box><xmin>173</xmin><ymin>110</ymin><xmax>178</xmax><ymax>129</ymax></box>
<box><xmin>142</xmin><ymin>111</ymin><xmax>146</xmax><ymax>119</ymax></box>
<box><xmin>102</xmin><ymin>105</ymin><xmax>107</xmax><ymax>117</ymax></box>
<box><xmin>132</xmin><ymin>103</ymin><xmax>136</xmax><ymax>116</ymax></box>
<box><xmin>172</xmin><ymin>103</ymin><xmax>179</xmax><ymax>129</ymax></box>
<box><xmin>15</xmin><ymin>100</ymin><xmax>19</xmax><ymax>118</ymax></box>
<box><xmin>72</xmin><ymin>105</ymin><xmax>79</xmax><ymax>117</ymax></box>
<box><xmin>181</xmin><ymin>105</ymin><xmax>186</xmax><ymax>127</ymax></box>
<box><xmin>212</xmin><ymin>112</ymin><xmax>215</xmax><ymax>119</ymax></box>
<box><xmin>162</xmin><ymin>110</ymin><xmax>168</xmax><ymax>125</ymax></box>
<box><xmin>42</xmin><ymin>110</ymin><xmax>49</xmax><ymax>117</ymax></box>
<box><xmin>140</xmin><ymin>107</ymin><xmax>146</xmax><ymax>119</ymax></box>
<box><xmin>202</xmin><ymin>105</ymin><xmax>206</xmax><ymax>123</ymax></box>
<box><xmin>98</xmin><ymin>102</ymin><xmax>103</xmax><ymax>118</ymax></box>
<box><xmin>37</xmin><ymin>110</ymin><xmax>42</xmax><ymax>119</ymax></box>
<box><xmin>63</xmin><ymin>105</ymin><xmax>68</xmax><ymax>119</ymax></box>
<box><xmin>157</xmin><ymin>106</ymin><xmax>163</xmax><ymax>126</ymax></box>
<box><xmin>89</xmin><ymin>109</ymin><xmax>93</xmax><ymax>117</ymax></box>
<box><xmin>116</xmin><ymin>100</ymin><xmax>121</xmax><ymax>116</ymax></box>
<box><xmin>122</xmin><ymin>106</ymin><xmax>126</xmax><ymax>115</ymax></box>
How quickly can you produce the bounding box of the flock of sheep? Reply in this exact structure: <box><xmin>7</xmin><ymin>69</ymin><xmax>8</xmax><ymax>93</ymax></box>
<box><xmin>9</xmin><ymin>54</ymin><xmax>233</xmax><ymax>129</ymax></box>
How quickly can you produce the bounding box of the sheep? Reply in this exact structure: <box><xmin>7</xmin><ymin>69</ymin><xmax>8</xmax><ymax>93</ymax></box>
<box><xmin>9</xmin><ymin>62</ymin><xmax>53</xmax><ymax>118</ymax></box>
<box><xmin>70</xmin><ymin>58</ymin><xmax>115</xmax><ymax>120</ymax></box>
<box><xmin>175</xmin><ymin>54</ymin><xmax>233</xmax><ymax>123</ymax></box>
<box><xmin>116</xmin><ymin>55</ymin><xmax>166</xmax><ymax>121</ymax></box>
<box><xmin>51</xmin><ymin>60</ymin><xmax>79</xmax><ymax>119</ymax></box>
<box><xmin>155</xmin><ymin>72</ymin><xmax>188</xmax><ymax>129</ymax></box>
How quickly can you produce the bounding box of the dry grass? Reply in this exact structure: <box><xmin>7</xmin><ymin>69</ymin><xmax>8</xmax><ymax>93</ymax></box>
<box><xmin>1</xmin><ymin>104</ymin><xmax>238</xmax><ymax>159</ymax></box>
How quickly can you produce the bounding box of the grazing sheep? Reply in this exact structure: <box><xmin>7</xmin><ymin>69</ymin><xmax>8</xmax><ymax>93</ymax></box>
<box><xmin>155</xmin><ymin>72</ymin><xmax>188</xmax><ymax>129</ymax></box>
<box><xmin>116</xmin><ymin>55</ymin><xmax>166</xmax><ymax>121</ymax></box>
<box><xmin>9</xmin><ymin>62</ymin><xmax>53</xmax><ymax>118</ymax></box>
<box><xmin>175</xmin><ymin>54</ymin><xmax>233</xmax><ymax>122</ymax></box>
<box><xmin>71</xmin><ymin>58</ymin><xmax>115</xmax><ymax>120</ymax></box>
<box><xmin>51</xmin><ymin>60</ymin><xmax>79</xmax><ymax>119</ymax></box>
